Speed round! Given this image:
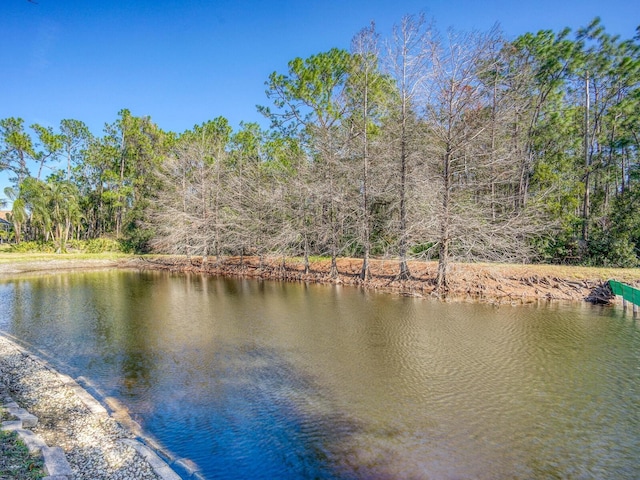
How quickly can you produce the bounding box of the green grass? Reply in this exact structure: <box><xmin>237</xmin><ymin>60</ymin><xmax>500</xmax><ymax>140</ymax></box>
<box><xmin>289</xmin><ymin>255</ymin><xmax>330</xmax><ymax>263</ymax></box>
<box><xmin>0</xmin><ymin>409</ymin><xmax>46</xmax><ymax>480</ymax></box>
<box><xmin>0</xmin><ymin>251</ymin><xmax>132</xmax><ymax>264</ymax></box>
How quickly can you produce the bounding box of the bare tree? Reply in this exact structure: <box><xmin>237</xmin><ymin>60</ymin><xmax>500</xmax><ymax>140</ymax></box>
<box><xmin>149</xmin><ymin>119</ymin><xmax>231</xmax><ymax>266</ymax></box>
<box><xmin>384</xmin><ymin>14</ymin><xmax>432</xmax><ymax>278</ymax></box>
<box><xmin>261</xmin><ymin>49</ymin><xmax>353</xmax><ymax>277</ymax></box>
<box><xmin>420</xmin><ymin>27</ymin><xmax>500</xmax><ymax>291</ymax></box>
<box><xmin>349</xmin><ymin>22</ymin><xmax>385</xmax><ymax>280</ymax></box>
<box><xmin>149</xmin><ymin>137</ymin><xmax>204</xmax><ymax>257</ymax></box>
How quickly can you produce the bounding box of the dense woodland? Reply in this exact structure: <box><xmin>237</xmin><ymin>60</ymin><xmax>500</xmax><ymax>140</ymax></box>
<box><xmin>1</xmin><ymin>16</ymin><xmax>639</xmax><ymax>288</ymax></box>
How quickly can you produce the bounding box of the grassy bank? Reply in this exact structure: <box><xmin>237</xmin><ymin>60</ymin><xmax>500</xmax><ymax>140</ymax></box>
<box><xmin>0</xmin><ymin>252</ymin><xmax>133</xmax><ymax>276</ymax></box>
<box><xmin>0</xmin><ymin>252</ymin><xmax>129</xmax><ymax>263</ymax></box>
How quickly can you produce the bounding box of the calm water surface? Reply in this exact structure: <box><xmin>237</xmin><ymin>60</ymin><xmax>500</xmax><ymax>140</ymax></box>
<box><xmin>1</xmin><ymin>270</ymin><xmax>640</xmax><ymax>479</ymax></box>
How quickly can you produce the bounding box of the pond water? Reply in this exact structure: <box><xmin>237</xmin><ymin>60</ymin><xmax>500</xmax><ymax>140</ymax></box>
<box><xmin>1</xmin><ymin>270</ymin><xmax>640</xmax><ymax>479</ymax></box>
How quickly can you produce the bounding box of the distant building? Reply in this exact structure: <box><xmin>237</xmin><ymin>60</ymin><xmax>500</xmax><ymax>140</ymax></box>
<box><xmin>0</xmin><ymin>211</ymin><xmax>12</xmax><ymax>240</ymax></box>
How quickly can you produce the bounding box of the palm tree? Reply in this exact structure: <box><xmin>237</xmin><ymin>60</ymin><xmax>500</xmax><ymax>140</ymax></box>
<box><xmin>4</xmin><ymin>186</ymin><xmax>27</xmax><ymax>243</ymax></box>
<box><xmin>18</xmin><ymin>177</ymin><xmax>50</xmax><ymax>242</ymax></box>
<box><xmin>45</xmin><ymin>180</ymin><xmax>80</xmax><ymax>252</ymax></box>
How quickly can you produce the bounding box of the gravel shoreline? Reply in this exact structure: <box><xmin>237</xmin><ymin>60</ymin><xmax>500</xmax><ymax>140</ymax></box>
<box><xmin>0</xmin><ymin>334</ymin><xmax>181</xmax><ymax>480</ymax></box>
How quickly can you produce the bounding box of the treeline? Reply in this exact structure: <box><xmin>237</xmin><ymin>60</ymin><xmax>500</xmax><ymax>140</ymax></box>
<box><xmin>1</xmin><ymin>16</ymin><xmax>639</xmax><ymax>288</ymax></box>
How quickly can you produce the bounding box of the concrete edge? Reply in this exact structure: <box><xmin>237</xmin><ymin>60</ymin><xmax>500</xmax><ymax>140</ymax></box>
<box><xmin>1</xmin><ymin>392</ymin><xmax>72</xmax><ymax>478</ymax></box>
<box><xmin>42</xmin><ymin>446</ymin><xmax>74</xmax><ymax>476</ymax></box>
<box><xmin>119</xmin><ymin>438</ymin><xmax>183</xmax><ymax>480</ymax></box>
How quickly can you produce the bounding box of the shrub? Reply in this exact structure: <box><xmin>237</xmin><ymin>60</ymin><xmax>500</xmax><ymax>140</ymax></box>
<box><xmin>7</xmin><ymin>238</ymin><xmax>123</xmax><ymax>254</ymax></box>
<box><xmin>84</xmin><ymin>238</ymin><xmax>122</xmax><ymax>253</ymax></box>
<box><xmin>586</xmin><ymin>232</ymin><xmax>639</xmax><ymax>268</ymax></box>
<box><xmin>9</xmin><ymin>241</ymin><xmax>56</xmax><ymax>253</ymax></box>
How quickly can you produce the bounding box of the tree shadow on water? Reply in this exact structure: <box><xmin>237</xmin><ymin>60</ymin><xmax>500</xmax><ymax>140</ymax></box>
<box><xmin>147</xmin><ymin>344</ymin><xmax>388</xmax><ymax>480</ymax></box>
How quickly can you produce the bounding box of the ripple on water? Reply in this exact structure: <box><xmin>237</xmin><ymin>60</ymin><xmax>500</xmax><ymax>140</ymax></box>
<box><xmin>2</xmin><ymin>273</ymin><xmax>640</xmax><ymax>479</ymax></box>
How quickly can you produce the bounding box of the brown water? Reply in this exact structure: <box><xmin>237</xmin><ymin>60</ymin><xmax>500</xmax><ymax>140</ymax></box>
<box><xmin>1</xmin><ymin>270</ymin><xmax>639</xmax><ymax>479</ymax></box>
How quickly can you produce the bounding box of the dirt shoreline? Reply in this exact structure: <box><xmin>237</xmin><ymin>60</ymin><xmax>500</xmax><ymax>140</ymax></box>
<box><xmin>1</xmin><ymin>254</ymin><xmax>638</xmax><ymax>304</ymax></box>
<box><xmin>135</xmin><ymin>255</ymin><xmax>639</xmax><ymax>304</ymax></box>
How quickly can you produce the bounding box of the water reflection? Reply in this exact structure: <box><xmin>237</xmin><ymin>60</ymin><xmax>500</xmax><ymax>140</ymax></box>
<box><xmin>1</xmin><ymin>272</ymin><xmax>640</xmax><ymax>479</ymax></box>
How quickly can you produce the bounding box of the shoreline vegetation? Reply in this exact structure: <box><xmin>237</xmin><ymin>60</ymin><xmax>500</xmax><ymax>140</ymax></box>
<box><xmin>1</xmin><ymin>253</ymin><xmax>639</xmax><ymax>304</ymax></box>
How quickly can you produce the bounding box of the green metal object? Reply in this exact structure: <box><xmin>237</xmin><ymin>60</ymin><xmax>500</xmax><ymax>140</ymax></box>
<box><xmin>609</xmin><ymin>280</ymin><xmax>640</xmax><ymax>306</ymax></box>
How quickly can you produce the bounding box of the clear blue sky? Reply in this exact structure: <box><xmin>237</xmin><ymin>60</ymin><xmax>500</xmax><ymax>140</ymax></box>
<box><xmin>1</xmin><ymin>0</ymin><xmax>638</xmax><ymax>195</ymax></box>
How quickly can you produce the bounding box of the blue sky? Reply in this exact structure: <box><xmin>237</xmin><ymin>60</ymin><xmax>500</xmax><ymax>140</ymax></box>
<box><xmin>1</xmin><ymin>0</ymin><xmax>638</xmax><ymax>196</ymax></box>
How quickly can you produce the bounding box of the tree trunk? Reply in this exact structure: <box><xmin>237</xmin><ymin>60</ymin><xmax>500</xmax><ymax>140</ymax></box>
<box><xmin>437</xmin><ymin>235</ymin><xmax>450</xmax><ymax>292</ymax></box>
<box><xmin>436</xmin><ymin>147</ymin><xmax>452</xmax><ymax>292</ymax></box>
<box><xmin>582</xmin><ymin>71</ymin><xmax>591</xmax><ymax>244</ymax></box>
<box><xmin>303</xmin><ymin>235</ymin><xmax>310</xmax><ymax>274</ymax></box>
<box><xmin>397</xmin><ymin>120</ymin><xmax>411</xmax><ymax>280</ymax></box>
<box><xmin>330</xmin><ymin>243</ymin><xmax>338</xmax><ymax>279</ymax></box>
<box><xmin>359</xmin><ymin>87</ymin><xmax>371</xmax><ymax>281</ymax></box>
